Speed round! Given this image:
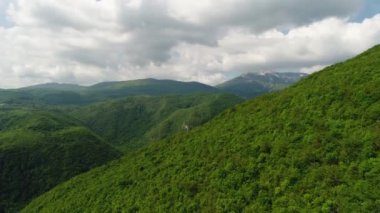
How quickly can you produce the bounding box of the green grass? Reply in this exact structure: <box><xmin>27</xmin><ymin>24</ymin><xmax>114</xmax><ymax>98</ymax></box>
<box><xmin>23</xmin><ymin>45</ymin><xmax>380</xmax><ymax>212</ymax></box>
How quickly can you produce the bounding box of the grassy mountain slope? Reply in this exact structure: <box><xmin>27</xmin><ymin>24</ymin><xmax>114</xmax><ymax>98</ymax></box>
<box><xmin>24</xmin><ymin>45</ymin><xmax>380</xmax><ymax>212</ymax></box>
<box><xmin>69</xmin><ymin>93</ymin><xmax>243</xmax><ymax>152</ymax></box>
<box><xmin>0</xmin><ymin>109</ymin><xmax>121</xmax><ymax>212</ymax></box>
<box><xmin>217</xmin><ymin>72</ymin><xmax>307</xmax><ymax>99</ymax></box>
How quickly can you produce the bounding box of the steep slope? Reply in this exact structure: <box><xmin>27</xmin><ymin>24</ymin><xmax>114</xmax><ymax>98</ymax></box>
<box><xmin>0</xmin><ymin>109</ymin><xmax>121</xmax><ymax>212</ymax></box>
<box><xmin>217</xmin><ymin>72</ymin><xmax>307</xmax><ymax>98</ymax></box>
<box><xmin>69</xmin><ymin>93</ymin><xmax>243</xmax><ymax>152</ymax></box>
<box><xmin>24</xmin><ymin>45</ymin><xmax>380</xmax><ymax>212</ymax></box>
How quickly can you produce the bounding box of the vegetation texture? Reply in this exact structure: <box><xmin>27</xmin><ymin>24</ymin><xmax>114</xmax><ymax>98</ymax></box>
<box><xmin>0</xmin><ymin>93</ymin><xmax>242</xmax><ymax>212</ymax></box>
<box><xmin>24</xmin><ymin>47</ymin><xmax>380</xmax><ymax>212</ymax></box>
<box><xmin>0</xmin><ymin>109</ymin><xmax>121</xmax><ymax>212</ymax></box>
<box><xmin>69</xmin><ymin>93</ymin><xmax>242</xmax><ymax>151</ymax></box>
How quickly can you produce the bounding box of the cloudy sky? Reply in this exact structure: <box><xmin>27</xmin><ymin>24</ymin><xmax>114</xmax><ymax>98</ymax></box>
<box><xmin>0</xmin><ymin>0</ymin><xmax>380</xmax><ymax>88</ymax></box>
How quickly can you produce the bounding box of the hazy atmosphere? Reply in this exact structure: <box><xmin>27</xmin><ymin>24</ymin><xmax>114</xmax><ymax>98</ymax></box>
<box><xmin>0</xmin><ymin>0</ymin><xmax>380</xmax><ymax>87</ymax></box>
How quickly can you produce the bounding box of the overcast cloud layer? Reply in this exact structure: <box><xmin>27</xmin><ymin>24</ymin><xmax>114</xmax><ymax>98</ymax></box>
<box><xmin>0</xmin><ymin>0</ymin><xmax>379</xmax><ymax>88</ymax></box>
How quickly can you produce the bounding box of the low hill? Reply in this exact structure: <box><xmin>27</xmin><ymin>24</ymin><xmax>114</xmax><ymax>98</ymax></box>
<box><xmin>0</xmin><ymin>109</ymin><xmax>121</xmax><ymax>212</ymax></box>
<box><xmin>69</xmin><ymin>93</ymin><xmax>243</xmax><ymax>152</ymax></box>
<box><xmin>217</xmin><ymin>72</ymin><xmax>307</xmax><ymax>98</ymax></box>
<box><xmin>24</xmin><ymin>46</ymin><xmax>380</xmax><ymax>212</ymax></box>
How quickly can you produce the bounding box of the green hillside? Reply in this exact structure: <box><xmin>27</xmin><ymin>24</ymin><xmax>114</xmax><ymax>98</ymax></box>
<box><xmin>24</xmin><ymin>45</ymin><xmax>380</xmax><ymax>212</ymax></box>
<box><xmin>0</xmin><ymin>93</ymin><xmax>241</xmax><ymax>212</ymax></box>
<box><xmin>69</xmin><ymin>93</ymin><xmax>243</xmax><ymax>152</ymax></box>
<box><xmin>0</xmin><ymin>109</ymin><xmax>121</xmax><ymax>212</ymax></box>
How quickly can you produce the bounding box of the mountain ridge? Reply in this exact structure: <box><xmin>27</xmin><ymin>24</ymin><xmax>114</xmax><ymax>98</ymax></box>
<box><xmin>0</xmin><ymin>73</ymin><xmax>307</xmax><ymax>106</ymax></box>
<box><xmin>217</xmin><ymin>72</ymin><xmax>308</xmax><ymax>98</ymax></box>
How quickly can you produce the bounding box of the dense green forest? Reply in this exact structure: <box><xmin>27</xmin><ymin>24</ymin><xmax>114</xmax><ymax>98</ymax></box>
<box><xmin>24</xmin><ymin>45</ymin><xmax>380</xmax><ymax>212</ymax></box>
<box><xmin>69</xmin><ymin>93</ymin><xmax>242</xmax><ymax>152</ymax></box>
<box><xmin>0</xmin><ymin>93</ymin><xmax>242</xmax><ymax>212</ymax></box>
<box><xmin>0</xmin><ymin>109</ymin><xmax>121</xmax><ymax>212</ymax></box>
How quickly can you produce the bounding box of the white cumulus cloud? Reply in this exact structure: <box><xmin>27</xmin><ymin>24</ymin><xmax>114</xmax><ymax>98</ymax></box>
<box><xmin>0</xmin><ymin>0</ymin><xmax>379</xmax><ymax>88</ymax></box>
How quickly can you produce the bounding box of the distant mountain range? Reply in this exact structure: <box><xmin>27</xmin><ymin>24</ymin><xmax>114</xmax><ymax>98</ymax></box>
<box><xmin>0</xmin><ymin>72</ymin><xmax>306</xmax><ymax>106</ymax></box>
<box><xmin>217</xmin><ymin>72</ymin><xmax>308</xmax><ymax>98</ymax></box>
